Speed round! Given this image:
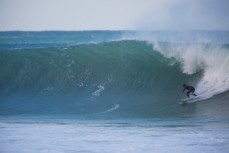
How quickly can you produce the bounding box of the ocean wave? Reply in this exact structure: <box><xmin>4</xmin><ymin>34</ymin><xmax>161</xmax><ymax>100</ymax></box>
<box><xmin>0</xmin><ymin>39</ymin><xmax>228</xmax><ymax>116</ymax></box>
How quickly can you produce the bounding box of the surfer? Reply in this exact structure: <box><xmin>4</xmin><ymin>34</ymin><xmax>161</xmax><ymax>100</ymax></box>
<box><xmin>182</xmin><ymin>84</ymin><xmax>197</xmax><ymax>98</ymax></box>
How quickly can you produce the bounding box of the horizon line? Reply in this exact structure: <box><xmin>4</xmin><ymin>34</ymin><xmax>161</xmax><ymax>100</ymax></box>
<box><xmin>1</xmin><ymin>29</ymin><xmax>229</xmax><ymax>32</ymax></box>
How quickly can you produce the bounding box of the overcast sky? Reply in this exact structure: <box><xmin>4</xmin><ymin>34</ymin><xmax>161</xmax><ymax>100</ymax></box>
<box><xmin>0</xmin><ymin>0</ymin><xmax>229</xmax><ymax>31</ymax></box>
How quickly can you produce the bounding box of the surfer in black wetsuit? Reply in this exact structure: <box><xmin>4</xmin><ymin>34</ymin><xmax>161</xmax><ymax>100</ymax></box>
<box><xmin>182</xmin><ymin>84</ymin><xmax>197</xmax><ymax>98</ymax></box>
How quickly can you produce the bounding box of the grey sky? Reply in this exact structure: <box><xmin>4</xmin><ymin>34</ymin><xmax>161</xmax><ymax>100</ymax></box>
<box><xmin>0</xmin><ymin>0</ymin><xmax>229</xmax><ymax>31</ymax></box>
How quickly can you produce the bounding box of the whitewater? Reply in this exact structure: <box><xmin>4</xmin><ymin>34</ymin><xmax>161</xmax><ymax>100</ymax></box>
<box><xmin>0</xmin><ymin>31</ymin><xmax>229</xmax><ymax>153</ymax></box>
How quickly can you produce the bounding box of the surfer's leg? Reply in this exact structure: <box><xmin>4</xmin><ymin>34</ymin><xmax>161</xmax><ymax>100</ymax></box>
<box><xmin>188</xmin><ymin>89</ymin><xmax>196</xmax><ymax>97</ymax></box>
<box><xmin>186</xmin><ymin>91</ymin><xmax>191</xmax><ymax>98</ymax></box>
<box><xmin>191</xmin><ymin>89</ymin><xmax>197</xmax><ymax>96</ymax></box>
<box><xmin>187</xmin><ymin>89</ymin><xmax>193</xmax><ymax>97</ymax></box>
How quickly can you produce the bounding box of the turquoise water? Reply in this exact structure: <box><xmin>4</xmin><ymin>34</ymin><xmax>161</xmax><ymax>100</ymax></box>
<box><xmin>0</xmin><ymin>31</ymin><xmax>229</xmax><ymax>152</ymax></box>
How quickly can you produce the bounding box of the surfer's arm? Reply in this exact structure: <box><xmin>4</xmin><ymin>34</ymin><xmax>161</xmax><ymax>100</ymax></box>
<box><xmin>182</xmin><ymin>88</ymin><xmax>186</xmax><ymax>92</ymax></box>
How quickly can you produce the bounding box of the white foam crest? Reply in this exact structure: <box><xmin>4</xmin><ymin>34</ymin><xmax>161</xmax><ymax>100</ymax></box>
<box><xmin>149</xmin><ymin>40</ymin><xmax>229</xmax><ymax>100</ymax></box>
<box><xmin>92</xmin><ymin>85</ymin><xmax>105</xmax><ymax>96</ymax></box>
<box><xmin>100</xmin><ymin>104</ymin><xmax>120</xmax><ymax>114</ymax></box>
<box><xmin>196</xmin><ymin>54</ymin><xmax>229</xmax><ymax>99</ymax></box>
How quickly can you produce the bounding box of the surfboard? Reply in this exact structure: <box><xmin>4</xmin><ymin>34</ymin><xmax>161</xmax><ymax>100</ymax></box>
<box><xmin>179</xmin><ymin>95</ymin><xmax>200</xmax><ymax>105</ymax></box>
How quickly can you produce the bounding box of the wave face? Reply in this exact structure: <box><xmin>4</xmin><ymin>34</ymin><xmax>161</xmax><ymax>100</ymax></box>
<box><xmin>0</xmin><ymin>31</ymin><xmax>229</xmax><ymax>118</ymax></box>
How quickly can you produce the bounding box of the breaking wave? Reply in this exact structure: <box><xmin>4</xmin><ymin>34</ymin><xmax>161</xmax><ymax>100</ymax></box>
<box><xmin>0</xmin><ymin>32</ymin><xmax>229</xmax><ymax>118</ymax></box>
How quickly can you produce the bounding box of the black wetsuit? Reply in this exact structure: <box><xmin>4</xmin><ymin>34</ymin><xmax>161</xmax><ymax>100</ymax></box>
<box><xmin>183</xmin><ymin>85</ymin><xmax>196</xmax><ymax>98</ymax></box>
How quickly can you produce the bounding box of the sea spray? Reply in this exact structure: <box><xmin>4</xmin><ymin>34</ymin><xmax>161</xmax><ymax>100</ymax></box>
<box><xmin>148</xmin><ymin>41</ymin><xmax>229</xmax><ymax>100</ymax></box>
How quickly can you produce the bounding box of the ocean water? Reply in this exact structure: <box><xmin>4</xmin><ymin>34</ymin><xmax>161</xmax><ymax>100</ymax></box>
<box><xmin>0</xmin><ymin>31</ymin><xmax>229</xmax><ymax>153</ymax></box>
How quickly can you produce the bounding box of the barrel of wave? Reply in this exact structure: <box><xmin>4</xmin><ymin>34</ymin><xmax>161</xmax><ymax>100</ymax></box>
<box><xmin>150</xmin><ymin>41</ymin><xmax>229</xmax><ymax>100</ymax></box>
